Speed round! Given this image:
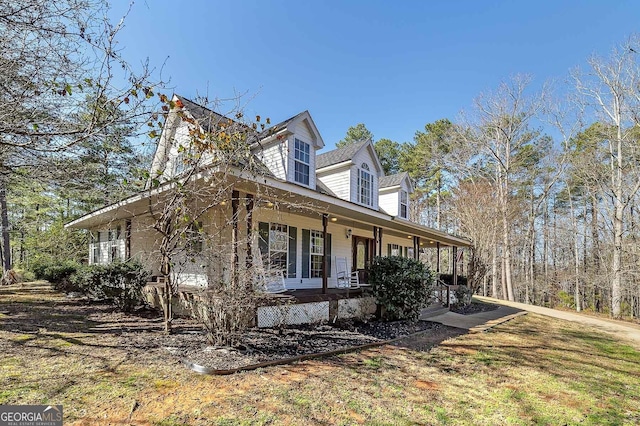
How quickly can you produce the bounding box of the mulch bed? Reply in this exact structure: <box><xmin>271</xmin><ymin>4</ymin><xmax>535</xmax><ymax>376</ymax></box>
<box><xmin>161</xmin><ymin>319</ymin><xmax>443</xmax><ymax>371</ymax></box>
<box><xmin>0</xmin><ymin>284</ymin><xmax>462</xmax><ymax>373</ymax></box>
<box><xmin>450</xmin><ymin>301</ymin><xmax>499</xmax><ymax>315</ymax></box>
<box><xmin>90</xmin><ymin>300</ymin><xmax>456</xmax><ymax>371</ymax></box>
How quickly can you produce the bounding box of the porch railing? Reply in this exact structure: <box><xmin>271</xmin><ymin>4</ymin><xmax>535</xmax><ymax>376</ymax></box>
<box><xmin>431</xmin><ymin>278</ymin><xmax>451</xmax><ymax>308</ymax></box>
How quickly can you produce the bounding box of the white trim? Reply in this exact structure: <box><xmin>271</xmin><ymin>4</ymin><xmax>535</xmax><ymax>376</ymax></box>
<box><xmin>379</xmin><ymin>185</ymin><xmax>401</xmax><ymax>192</ymax></box>
<box><xmin>316</xmin><ymin>160</ymin><xmax>352</xmax><ymax>173</ymax></box>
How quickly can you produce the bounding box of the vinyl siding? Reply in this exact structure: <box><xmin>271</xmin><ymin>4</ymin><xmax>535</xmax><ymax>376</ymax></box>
<box><xmin>317</xmin><ymin>164</ymin><xmax>351</xmax><ymax>201</ymax></box>
<box><xmin>383</xmin><ymin>233</ymin><xmax>417</xmax><ymax>258</ymax></box>
<box><xmin>378</xmin><ymin>178</ymin><xmax>411</xmax><ymax>219</ymax></box>
<box><xmin>257</xmin><ymin>140</ymin><xmax>288</xmax><ymax>181</ymax></box>
<box><xmin>378</xmin><ymin>189</ymin><xmax>398</xmax><ymax>216</ymax></box>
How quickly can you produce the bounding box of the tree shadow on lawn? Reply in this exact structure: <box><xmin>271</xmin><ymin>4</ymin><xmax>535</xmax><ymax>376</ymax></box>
<box><xmin>303</xmin><ymin>315</ymin><xmax>640</xmax><ymax>425</ymax></box>
<box><xmin>0</xmin><ymin>282</ymin><xmax>201</xmax><ymax>335</ymax></box>
<box><xmin>436</xmin><ymin>315</ymin><xmax>640</xmax><ymax>398</ymax></box>
<box><xmin>0</xmin><ymin>282</ymin><xmax>202</xmax><ymax>353</ymax></box>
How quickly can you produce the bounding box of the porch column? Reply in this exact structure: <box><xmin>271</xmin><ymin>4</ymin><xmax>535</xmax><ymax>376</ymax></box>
<box><xmin>245</xmin><ymin>194</ymin><xmax>254</xmax><ymax>269</ymax></box>
<box><xmin>413</xmin><ymin>236</ymin><xmax>419</xmax><ymax>260</ymax></box>
<box><xmin>436</xmin><ymin>242</ymin><xmax>441</xmax><ymax>274</ymax></box>
<box><xmin>125</xmin><ymin>219</ymin><xmax>132</xmax><ymax>260</ymax></box>
<box><xmin>372</xmin><ymin>226</ymin><xmax>378</xmax><ymax>252</ymax></box>
<box><xmin>452</xmin><ymin>246</ymin><xmax>458</xmax><ymax>287</ymax></box>
<box><xmin>377</xmin><ymin>227</ymin><xmax>383</xmax><ymax>257</ymax></box>
<box><xmin>231</xmin><ymin>190</ymin><xmax>240</xmax><ymax>281</ymax></box>
<box><xmin>322</xmin><ymin>213</ymin><xmax>328</xmax><ymax>294</ymax></box>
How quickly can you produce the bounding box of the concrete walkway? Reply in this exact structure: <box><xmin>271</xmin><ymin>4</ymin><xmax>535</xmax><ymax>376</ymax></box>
<box><xmin>420</xmin><ymin>304</ymin><xmax>526</xmax><ymax>333</ymax></box>
<box><xmin>474</xmin><ymin>295</ymin><xmax>640</xmax><ymax>347</ymax></box>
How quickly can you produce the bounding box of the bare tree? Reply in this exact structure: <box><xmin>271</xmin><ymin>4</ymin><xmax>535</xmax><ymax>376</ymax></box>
<box><xmin>572</xmin><ymin>36</ymin><xmax>640</xmax><ymax>318</ymax></box>
<box><xmin>457</xmin><ymin>75</ymin><xmax>547</xmax><ymax>301</ymax></box>
<box><xmin>0</xmin><ymin>0</ymin><xmax>157</xmax><ymax>277</ymax></box>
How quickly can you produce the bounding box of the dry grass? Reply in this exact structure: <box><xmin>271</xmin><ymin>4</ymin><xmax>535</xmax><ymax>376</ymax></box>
<box><xmin>1</xmin><ymin>282</ymin><xmax>639</xmax><ymax>425</ymax></box>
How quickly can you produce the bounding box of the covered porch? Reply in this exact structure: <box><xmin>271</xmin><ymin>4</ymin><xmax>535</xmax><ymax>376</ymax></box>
<box><xmin>226</xmin><ymin>175</ymin><xmax>472</xmax><ymax>294</ymax></box>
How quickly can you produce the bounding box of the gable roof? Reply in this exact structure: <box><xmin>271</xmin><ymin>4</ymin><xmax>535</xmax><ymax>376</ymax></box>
<box><xmin>174</xmin><ymin>95</ymin><xmax>233</xmax><ymax>133</ymax></box>
<box><xmin>316</xmin><ymin>141</ymin><xmax>368</xmax><ymax>169</ymax></box>
<box><xmin>256</xmin><ymin>111</ymin><xmax>308</xmax><ymax>139</ymax></box>
<box><xmin>175</xmin><ymin>95</ymin><xmax>322</xmax><ymax>148</ymax></box>
<box><xmin>379</xmin><ymin>172</ymin><xmax>412</xmax><ymax>189</ymax></box>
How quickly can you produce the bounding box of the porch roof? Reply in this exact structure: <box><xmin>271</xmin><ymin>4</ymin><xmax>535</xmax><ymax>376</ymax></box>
<box><xmin>65</xmin><ymin>167</ymin><xmax>471</xmax><ymax>248</ymax></box>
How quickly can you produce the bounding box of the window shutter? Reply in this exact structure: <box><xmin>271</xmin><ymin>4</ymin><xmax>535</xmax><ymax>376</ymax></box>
<box><xmin>302</xmin><ymin>229</ymin><xmax>310</xmax><ymax>278</ymax></box>
<box><xmin>387</xmin><ymin>243</ymin><xmax>391</xmax><ymax>257</ymax></box>
<box><xmin>258</xmin><ymin>222</ymin><xmax>269</xmax><ymax>263</ymax></box>
<box><xmin>326</xmin><ymin>233</ymin><xmax>332</xmax><ymax>278</ymax></box>
<box><xmin>288</xmin><ymin>226</ymin><xmax>297</xmax><ymax>278</ymax></box>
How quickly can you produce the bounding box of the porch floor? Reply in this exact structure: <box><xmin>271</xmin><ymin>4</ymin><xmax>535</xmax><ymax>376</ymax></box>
<box><xmin>144</xmin><ymin>283</ymin><xmax>371</xmax><ymax>307</ymax></box>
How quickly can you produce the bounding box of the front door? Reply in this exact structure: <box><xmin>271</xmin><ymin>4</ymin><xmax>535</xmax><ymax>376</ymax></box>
<box><xmin>352</xmin><ymin>236</ymin><xmax>375</xmax><ymax>283</ymax></box>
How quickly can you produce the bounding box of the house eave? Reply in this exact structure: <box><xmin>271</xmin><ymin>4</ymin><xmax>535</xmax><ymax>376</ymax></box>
<box><xmin>379</xmin><ymin>185</ymin><xmax>401</xmax><ymax>192</ymax></box>
<box><xmin>67</xmin><ymin>165</ymin><xmax>471</xmax><ymax>247</ymax></box>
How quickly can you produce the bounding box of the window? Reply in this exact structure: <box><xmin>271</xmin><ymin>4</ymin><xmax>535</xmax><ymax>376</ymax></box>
<box><xmin>109</xmin><ymin>227</ymin><xmax>123</xmax><ymax>262</ymax></box>
<box><xmin>269</xmin><ymin>223</ymin><xmax>288</xmax><ymax>271</ymax></box>
<box><xmin>92</xmin><ymin>245</ymin><xmax>100</xmax><ymax>264</ymax></box>
<box><xmin>400</xmin><ymin>190</ymin><xmax>408</xmax><ymax>218</ymax></box>
<box><xmin>186</xmin><ymin>221</ymin><xmax>204</xmax><ymax>254</ymax></box>
<box><xmin>358</xmin><ymin>163</ymin><xmax>373</xmax><ymax>206</ymax></box>
<box><xmin>310</xmin><ymin>230</ymin><xmax>324</xmax><ymax>278</ymax></box>
<box><xmin>174</xmin><ymin>153</ymin><xmax>186</xmax><ymax>175</ymax></box>
<box><xmin>294</xmin><ymin>138</ymin><xmax>310</xmax><ymax>185</ymax></box>
<box><xmin>390</xmin><ymin>243</ymin><xmax>400</xmax><ymax>256</ymax></box>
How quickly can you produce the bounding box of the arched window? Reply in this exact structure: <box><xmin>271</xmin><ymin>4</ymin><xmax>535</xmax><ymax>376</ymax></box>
<box><xmin>358</xmin><ymin>163</ymin><xmax>373</xmax><ymax>206</ymax></box>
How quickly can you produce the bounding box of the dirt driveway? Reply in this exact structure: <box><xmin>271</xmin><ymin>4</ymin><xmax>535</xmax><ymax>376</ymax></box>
<box><xmin>475</xmin><ymin>295</ymin><xmax>640</xmax><ymax>348</ymax></box>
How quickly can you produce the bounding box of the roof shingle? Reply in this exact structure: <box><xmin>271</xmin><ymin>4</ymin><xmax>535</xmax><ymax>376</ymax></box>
<box><xmin>379</xmin><ymin>172</ymin><xmax>410</xmax><ymax>188</ymax></box>
<box><xmin>316</xmin><ymin>141</ymin><xmax>368</xmax><ymax>169</ymax></box>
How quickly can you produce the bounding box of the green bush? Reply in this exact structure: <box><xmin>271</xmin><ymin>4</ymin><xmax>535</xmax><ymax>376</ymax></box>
<box><xmin>30</xmin><ymin>260</ymin><xmax>81</xmax><ymax>292</ymax></box>
<box><xmin>70</xmin><ymin>261</ymin><xmax>150</xmax><ymax>312</ymax></box>
<box><xmin>368</xmin><ymin>256</ymin><xmax>434</xmax><ymax>321</ymax></box>
<box><xmin>557</xmin><ymin>290</ymin><xmax>575</xmax><ymax>309</ymax></box>
<box><xmin>453</xmin><ymin>285</ymin><xmax>473</xmax><ymax>307</ymax></box>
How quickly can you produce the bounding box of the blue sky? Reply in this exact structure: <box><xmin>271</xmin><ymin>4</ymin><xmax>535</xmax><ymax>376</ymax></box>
<box><xmin>114</xmin><ymin>0</ymin><xmax>640</xmax><ymax>151</ymax></box>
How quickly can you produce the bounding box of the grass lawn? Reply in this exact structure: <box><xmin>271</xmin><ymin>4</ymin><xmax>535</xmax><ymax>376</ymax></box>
<box><xmin>1</xmin><ymin>282</ymin><xmax>639</xmax><ymax>425</ymax></box>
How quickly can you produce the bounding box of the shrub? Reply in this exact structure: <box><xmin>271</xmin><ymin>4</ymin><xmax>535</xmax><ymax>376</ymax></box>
<box><xmin>30</xmin><ymin>260</ymin><xmax>81</xmax><ymax>292</ymax></box>
<box><xmin>453</xmin><ymin>285</ymin><xmax>474</xmax><ymax>307</ymax></box>
<box><xmin>187</xmin><ymin>289</ymin><xmax>257</xmax><ymax>346</ymax></box>
<box><xmin>557</xmin><ymin>290</ymin><xmax>575</xmax><ymax>309</ymax></box>
<box><xmin>70</xmin><ymin>261</ymin><xmax>150</xmax><ymax>312</ymax></box>
<box><xmin>368</xmin><ymin>256</ymin><xmax>433</xmax><ymax>321</ymax></box>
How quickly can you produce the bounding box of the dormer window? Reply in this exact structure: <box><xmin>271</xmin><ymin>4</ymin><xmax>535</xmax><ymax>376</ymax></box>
<box><xmin>294</xmin><ymin>138</ymin><xmax>310</xmax><ymax>185</ymax></box>
<box><xmin>358</xmin><ymin>163</ymin><xmax>373</xmax><ymax>206</ymax></box>
<box><xmin>400</xmin><ymin>190</ymin><xmax>408</xmax><ymax>218</ymax></box>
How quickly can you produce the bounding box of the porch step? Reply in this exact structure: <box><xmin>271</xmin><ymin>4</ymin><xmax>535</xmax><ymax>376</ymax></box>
<box><xmin>420</xmin><ymin>304</ymin><xmax>449</xmax><ymax>320</ymax></box>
